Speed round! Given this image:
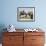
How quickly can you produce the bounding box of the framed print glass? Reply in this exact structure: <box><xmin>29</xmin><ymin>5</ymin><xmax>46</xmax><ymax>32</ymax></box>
<box><xmin>17</xmin><ymin>7</ymin><xmax>35</xmax><ymax>22</ymax></box>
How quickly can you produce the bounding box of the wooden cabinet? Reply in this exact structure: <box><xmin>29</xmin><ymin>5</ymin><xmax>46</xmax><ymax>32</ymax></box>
<box><xmin>24</xmin><ymin>32</ymin><xmax>45</xmax><ymax>46</ymax></box>
<box><xmin>2</xmin><ymin>31</ymin><xmax>45</xmax><ymax>46</ymax></box>
<box><xmin>3</xmin><ymin>32</ymin><xmax>24</xmax><ymax>46</ymax></box>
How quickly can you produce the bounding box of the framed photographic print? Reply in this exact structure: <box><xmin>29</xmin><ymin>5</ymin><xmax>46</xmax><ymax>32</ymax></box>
<box><xmin>17</xmin><ymin>7</ymin><xmax>35</xmax><ymax>22</ymax></box>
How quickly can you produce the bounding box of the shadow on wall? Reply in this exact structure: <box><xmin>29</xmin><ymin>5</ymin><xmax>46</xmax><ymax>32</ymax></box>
<box><xmin>0</xmin><ymin>24</ymin><xmax>7</xmax><ymax>43</ymax></box>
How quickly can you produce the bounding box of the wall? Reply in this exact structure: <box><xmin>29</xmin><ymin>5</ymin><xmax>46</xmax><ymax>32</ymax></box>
<box><xmin>0</xmin><ymin>0</ymin><xmax>46</xmax><ymax>30</ymax></box>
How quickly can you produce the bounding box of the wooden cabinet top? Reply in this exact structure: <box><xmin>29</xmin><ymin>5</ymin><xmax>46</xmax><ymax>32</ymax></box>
<box><xmin>6</xmin><ymin>29</ymin><xmax>45</xmax><ymax>32</ymax></box>
<box><xmin>3</xmin><ymin>29</ymin><xmax>45</xmax><ymax>36</ymax></box>
<box><xmin>3</xmin><ymin>32</ymin><xmax>45</xmax><ymax>36</ymax></box>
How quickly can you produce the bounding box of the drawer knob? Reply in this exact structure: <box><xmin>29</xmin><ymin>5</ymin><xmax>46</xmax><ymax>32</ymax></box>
<box><xmin>32</xmin><ymin>39</ymin><xmax>36</xmax><ymax>40</ymax></box>
<box><xmin>9</xmin><ymin>38</ymin><xmax>14</xmax><ymax>40</ymax></box>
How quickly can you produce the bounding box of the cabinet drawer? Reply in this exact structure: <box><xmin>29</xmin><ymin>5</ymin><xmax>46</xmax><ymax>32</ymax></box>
<box><xmin>3</xmin><ymin>43</ymin><xmax>15</xmax><ymax>46</ymax></box>
<box><xmin>3</xmin><ymin>32</ymin><xmax>23</xmax><ymax>36</ymax></box>
<box><xmin>3</xmin><ymin>36</ymin><xmax>23</xmax><ymax>44</ymax></box>
<box><xmin>32</xmin><ymin>36</ymin><xmax>45</xmax><ymax>44</ymax></box>
<box><xmin>32</xmin><ymin>44</ymin><xmax>44</xmax><ymax>46</ymax></box>
<box><xmin>3</xmin><ymin>43</ymin><xmax>23</xmax><ymax>46</ymax></box>
<box><xmin>24</xmin><ymin>32</ymin><xmax>44</xmax><ymax>36</ymax></box>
